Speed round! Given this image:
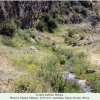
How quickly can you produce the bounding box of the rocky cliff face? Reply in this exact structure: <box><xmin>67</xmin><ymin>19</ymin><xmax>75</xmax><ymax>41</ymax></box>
<box><xmin>0</xmin><ymin>1</ymin><xmax>62</xmax><ymax>28</ymax></box>
<box><xmin>0</xmin><ymin>1</ymin><xmax>100</xmax><ymax>29</ymax></box>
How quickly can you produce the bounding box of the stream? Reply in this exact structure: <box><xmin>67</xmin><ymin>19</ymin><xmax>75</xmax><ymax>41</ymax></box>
<box><xmin>62</xmin><ymin>63</ymin><xmax>92</xmax><ymax>93</ymax></box>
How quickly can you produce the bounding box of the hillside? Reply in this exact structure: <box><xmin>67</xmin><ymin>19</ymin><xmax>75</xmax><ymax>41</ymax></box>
<box><xmin>0</xmin><ymin>1</ymin><xmax>100</xmax><ymax>93</ymax></box>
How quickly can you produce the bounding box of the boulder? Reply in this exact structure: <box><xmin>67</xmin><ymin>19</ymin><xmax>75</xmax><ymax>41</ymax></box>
<box><xmin>29</xmin><ymin>37</ymin><xmax>37</xmax><ymax>44</ymax></box>
<box><xmin>34</xmin><ymin>49</ymin><xmax>39</xmax><ymax>52</ymax></box>
<box><xmin>29</xmin><ymin>46</ymin><xmax>37</xmax><ymax>50</ymax></box>
<box><xmin>29</xmin><ymin>46</ymin><xmax>39</xmax><ymax>53</ymax></box>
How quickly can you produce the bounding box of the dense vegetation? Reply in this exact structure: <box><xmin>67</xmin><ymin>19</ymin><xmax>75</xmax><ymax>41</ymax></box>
<box><xmin>36</xmin><ymin>13</ymin><xmax>58</xmax><ymax>33</ymax></box>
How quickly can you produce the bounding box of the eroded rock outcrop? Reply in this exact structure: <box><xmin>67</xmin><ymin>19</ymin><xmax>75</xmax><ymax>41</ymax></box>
<box><xmin>0</xmin><ymin>1</ymin><xmax>62</xmax><ymax>28</ymax></box>
<box><xmin>0</xmin><ymin>1</ymin><xmax>100</xmax><ymax>28</ymax></box>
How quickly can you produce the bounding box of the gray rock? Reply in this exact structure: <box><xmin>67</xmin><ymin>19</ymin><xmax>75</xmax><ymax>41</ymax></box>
<box><xmin>29</xmin><ymin>46</ymin><xmax>39</xmax><ymax>53</ymax></box>
<box><xmin>34</xmin><ymin>49</ymin><xmax>39</xmax><ymax>52</ymax></box>
<box><xmin>29</xmin><ymin>37</ymin><xmax>37</xmax><ymax>44</ymax></box>
<box><xmin>29</xmin><ymin>46</ymin><xmax>37</xmax><ymax>50</ymax></box>
<box><xmin>38</xmin><ymin>36</ymin><xmax>43</xmax><ymax>40</ymax></box>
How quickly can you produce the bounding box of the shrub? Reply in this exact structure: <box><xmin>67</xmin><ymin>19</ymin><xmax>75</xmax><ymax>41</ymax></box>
<box><xmin>55</xmin><ymin>47</ymin><xmax>74</xmax><ymax>60</ymax></box>
<box><xmin>67</xmin><ymin>29</ymin><xmax>75</xmax><ymax>38</ymax></box>
<box><xmin>1</xmin><ymin>37</ymin><xmax>17</xmax><ymax>47</ymax></box>
<box><xmin>60</xmin><ymin>59</ymin><xmax>66</xmax><ymax>65</ymax></box>
<box><xmin>64</xmin><ymin>1</ymin><xmax>71</xmax><ymax>8</ymax></box>
<box><xmin>61</xmin><ymin>7</ymin><xmax>66</xmax><ymax>15</ymax></box>
<box><xmin>73</xmin><ymin>6</ymin><xmax>81</xmax><ymax>13</ymax></box>
<box><xmin>52</xmin><ymin>46</ymin><xmax>56</xmax><ymax>52</ymax></box>
<box><xmin>0</xmin><ymin>23</ymin><xmax>16</xmax><ymax>37</ymax></box>
<box><xmin>80</xmin><ymin>1</ymin><xmax>90</xmax><ymax>8</ymax></box>
<box><xmin>17</xmin><ymin>29</ymin><xmax>32</xmax><ymax>41</ymax></box>
<box><xmin>80</xmin><ymin>34</ymin><xmax>85</xmax><ymax>40</ymax></box>
<box><xmin>65</xmin><ymin>8</ymin><xmax>70</xmax><ymax>15</ymax></box>
<box><xmin>36</xmin><ymin>20</ymin><xmax>45</xmax><ymax>32</ymax></box>
<box><xmin>14</xmin><ymin>19</ymin><xmax>22</xmax><ymax>28</ymax></box>
<box><xmin>73</xmin><ymin>5</ymin><xmax>87</xmax><ymax>15</ymax></box>
<box><xmin>29</xmin><ymin>33</ymin><xmax>35</xmax><ymax>39</ymax></box>
<box><xmin>50</xmin><ymin>9</ymin><xmax>59</xmax><ymax>18</ymax></box>
<box><xmin>36</xmin><ymin>13</ymin><xmax>58</xmax><ymax>33</ymax></box>
<box><xmin>48</xmin><ymin>18</ymin><xmax>58</xmax><ymax>33</ymax></box>
<box><xmin>91</xmin><ymin>19</ymin><xmax>98</xmax><ymax>26</ymax></box>
<box><xmin>81</xmin><ymin>7</ymin><xmax>87</xmax><ymax>15</ymax></box>
<box><xmin>91</xmin><ymin>76</ymin><xmax>100</xmax><ymax>93</ymax></box>
<box><xmin>15</xmin><ymin>77</ymin><xmax>37</xmax><ymax>93</ymax></box>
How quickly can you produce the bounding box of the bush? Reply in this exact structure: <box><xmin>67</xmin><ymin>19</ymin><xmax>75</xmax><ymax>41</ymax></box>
<box><xmin>1</xmin><ymin>37</ymin><xmax>17</xmax><ymax>47</ymax></box>
<box><xmin>50</xmin><ymin>9</ymin><xmax>59</xmax><ymax>18</ymax></box>
<box><xmin>91</xmin><ymin>76</ymin><xmax>100</xmax><ymax>93</ymax></box>
<box><xmin>36</xmin><ymin>13</ymin><xmax>58</xmax><ymax>33</ymax></box>
<box><xmin>60</xmin><ymin>59</ymin><xmax>66</xmax><ymax>65</ymax></box>
<box><xmin>91</xmin><ymin>19</ymin><xmax>98</xmax><ymax>26</ymax></box>
<box><xmin>64</xmin><ymin>1</ymin><xmax>71</xmax><ymax>8</ymax></box>
<box><xmin>14</xmin><ymin>19</ymin><xmax>22</xmax><ymax>28</ymax></box>
<box><xmin>55</xmin><ymin>47</ymin><xmax>74</xmax><ymax>60</ymax></box>
<box><xmin>80</xmin><ymin>34</ymin><xmax>85</xmax><ymax>40</ymax></box>
<box><xmin>48</xmin><ymin>18</ymin><xmax>58</xmax><ymax>33</ymax></box>
<box><xmin>29</xmin><ymin>33</ymin><xmax>35</xmax><ymax>39</ymax></box>
<box><xmin>17</xmin><ymin>29</ymin><xmax>32</xmax><ymax>41</ymax></box>
<box><xmin>67</xmin><ymin>38</ymin><xmax>75</xmax><ymax>45</ymax></box>
<box><xmin>0</xmin><ymin>23</ymin><xmax>16</xmax><ymax>37</ymax></box>
<box><xmin>36</xmin><ymin>20</ymin><xmax>45</xmax><ymax>32</ymax></box>
<box><xmin>73</xmin><ymin>6</ymin><xmax>81</xmax><ymax>13</ymax></box>
<box><xmin>65</xmin><ymin>8</ymin><xmax>70</xmax><ymax>15</ymax></box>
<box><xmin>73</xmin><ymin>6</ymin><xmax>87</xmax><ymax>15</ymax></box>
<box><xmin>81</xmin><ymin>7</ymin><xmax>87</xmax><ymax>15</ymax></box>
<box><xmin>80</xmin><ymin>1</ymin><xmax>90</xmax><ymax>8</ymax></box>
<box><xmin>67</xmin><ymin>29</ymin><xmax>76</xmax><ymax>38</ymax></box>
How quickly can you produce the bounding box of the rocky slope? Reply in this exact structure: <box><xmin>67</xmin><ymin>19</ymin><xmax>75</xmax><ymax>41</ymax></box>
<box><xmin>0</xmin><ymin>1</ymin><xmax>62</xmax><ymax>28</ymax></box>
<box><xmin>0</xmin><ymin>1</ymin><xmax>100</xmax><ymax>29</ymax></box>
